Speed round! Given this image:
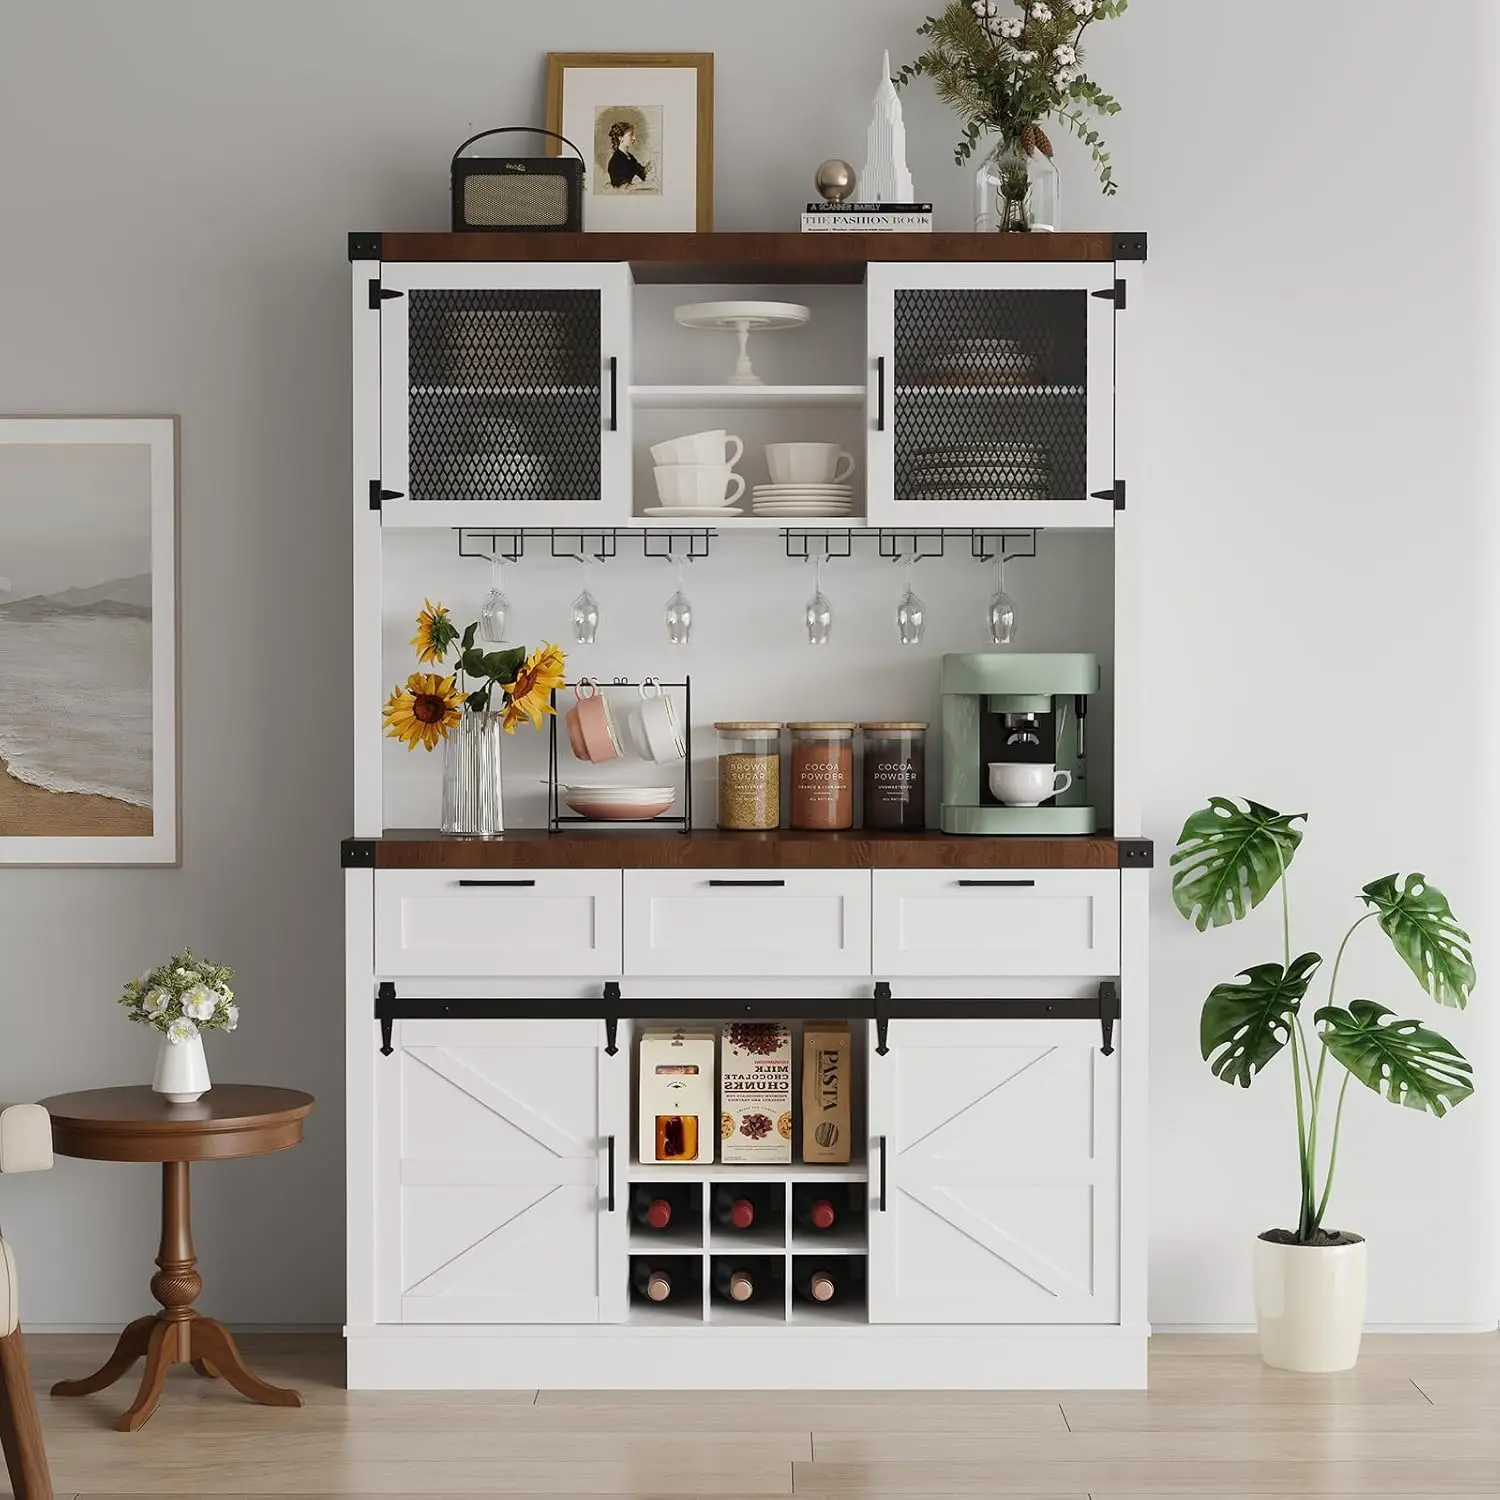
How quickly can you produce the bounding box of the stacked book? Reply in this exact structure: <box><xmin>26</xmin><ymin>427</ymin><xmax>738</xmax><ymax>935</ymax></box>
<box><xmin>801</xmin><ymin>202</ymin><xmax>933</xmax><ymax>233</ymax></box>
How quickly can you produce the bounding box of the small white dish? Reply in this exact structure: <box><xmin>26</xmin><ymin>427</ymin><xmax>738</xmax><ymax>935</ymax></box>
<box><xmin>642</xmin><ymin>505</ymin><xmax>747</xmax><ymax>517</ymax></box>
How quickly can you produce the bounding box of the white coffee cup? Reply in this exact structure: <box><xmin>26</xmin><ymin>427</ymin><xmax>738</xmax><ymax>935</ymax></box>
<box><xmin>988</xmin><ymin>763</ymin><xmax>1073</xmax><ymax>808</ymax></box>
<box><xmin>765</xmin><ymin>442</ymin><xmax>857</xmax><ymax>486</ymax></box>
<box><xmin>653</xmin><ymin>465</ymin><xmax>747</xmax><ymax>508</ymax></box>
<box><xmin>629</xmin><ymin>681</ymin><xmax>686</xmax><ymax>763</ymax></box>
<box><xmin>650</xmin><ymin>430</ymin><xmax>745</xmax><ymax>468</ymax></box>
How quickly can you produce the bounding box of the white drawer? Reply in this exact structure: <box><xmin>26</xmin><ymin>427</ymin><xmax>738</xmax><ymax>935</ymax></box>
<box><xmin>375</xmin><ymin>871</ymin><xmax>623</xmax><ymax>978</ymax></box>
<box><xmin>624</xmin><ymin>870</ymin><xmax>872</xmax><ymax>977</ymax></box>
<box><xmin>872</xmin><ymin>870</ymin><xmax>1120</xmax><ymax>977</ymax></box>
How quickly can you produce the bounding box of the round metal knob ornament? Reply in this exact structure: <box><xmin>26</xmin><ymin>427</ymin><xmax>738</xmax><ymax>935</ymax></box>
<box><xmin>815</xmin><ymin>159</ymin><xmax>857</xmax><ymax>204</ymax></box>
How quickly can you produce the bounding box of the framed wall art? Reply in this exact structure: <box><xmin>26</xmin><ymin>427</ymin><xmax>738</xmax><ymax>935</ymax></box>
<box><xmin>0</xmin><ymin>417</ymin><xmax>179</xmax><ymax>865</ymax></box>
<box><xmin>546</xmin><ymin>52</ymin><xmax>714</xmax><ymax>232</ymax></box>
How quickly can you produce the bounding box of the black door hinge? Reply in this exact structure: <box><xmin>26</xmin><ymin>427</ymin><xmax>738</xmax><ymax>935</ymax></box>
<box><xmin>1117</xmin><ymin>838</ymin><xmax>1154</xmax><ymax>869</ymax></box>
<box><xmin>603</xmin><ymin>982</ymin><xmax>622</xmax><ymax>1054</ymax></box>
<box><xmin>377</xmin><ymin>981</ymin><xmax>397</xmax><ymax>1057</ymax></box>
<box><xmin>1099</xmin><ymin>980</ymin><xmax>1121</xmax><ymax>1057</ymax></box>
<box><xmin>369</xmin><ymin>480</ymin><xmax>404</xmax><ymax>512</ymax></box>
<box><xmin>1090</xmin><ymin>479</ymin><xmax>1127</xmax><ymax>511</ymax></box>
<box><xmin>368</xmin><ymin>279</ymin><xmax>404</xmax><ymax>311</ymax></box>
<box><xmin>874</xmin><ymin>981</ymin><xmax>892</xmax><ymax>1055</ymax></box>
<box><xmin>1092</xmin><ymin>278</ymin><xmax>1127</xmax><ymax>310</ymax></box>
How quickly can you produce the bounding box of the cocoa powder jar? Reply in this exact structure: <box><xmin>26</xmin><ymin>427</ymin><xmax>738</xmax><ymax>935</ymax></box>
<box><xmin>788</xmin><ymin>723</ymin><xmax>856</xmax><ymax>831</ymax></box>
<box><xmin>860</xmin><ymin>723</ymin><xmax>927</xmax><ymax>831</ymax></box>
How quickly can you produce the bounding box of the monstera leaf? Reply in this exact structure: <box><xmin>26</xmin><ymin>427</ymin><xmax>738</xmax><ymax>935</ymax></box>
<box><xmin>1315</xmin><ymin>1000</ymin><xmax>1474</xmax><ymax>1115</ymax></box>
<box><xmin>1171</xmin><ymin>798</ymin><xmax>1307</xmax><ymax>931</ymax></box>
<box><xmin>1201</xmin><ymin>953</ymin><xmax>1322</xmax><ymax>1087</ymax></box>
<box><xmin>1359</xmin><ymin>874</ymin><xmax>1475</xmax><ymax>1010</ymax></box>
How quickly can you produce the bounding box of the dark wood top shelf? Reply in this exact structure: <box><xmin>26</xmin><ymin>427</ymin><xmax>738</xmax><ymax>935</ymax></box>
<box><xmin>345</xmin><ymin>829</ymin><xmax>1148</xmax><ymax>870</ymax></box>
<box><xmin>358</xmin><ymin>231</ymin><xmax>1144</xmax><ymax>283</ymax></box>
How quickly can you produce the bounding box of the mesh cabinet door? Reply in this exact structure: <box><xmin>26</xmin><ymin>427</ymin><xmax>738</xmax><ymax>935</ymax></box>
<box><xmin>379</xmin><ymin>262</ymin><xmax>632</xmax><ymax>527</ymax></box>
<box><xmin>867</xmin><ymin>263</ymin><xmax>1117</xmax><ymax>528</ymax></box>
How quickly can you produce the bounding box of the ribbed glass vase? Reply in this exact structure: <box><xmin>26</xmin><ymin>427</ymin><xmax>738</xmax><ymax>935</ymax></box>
<box><xmin>974</xmin><ymin>137</ymin><xmax>1061</xmax><ymax>233</ymax></box>
<box><xmin>441</xmin><ymin>710</ymin><xmax>506</xmax><ymax>836</ymax></box>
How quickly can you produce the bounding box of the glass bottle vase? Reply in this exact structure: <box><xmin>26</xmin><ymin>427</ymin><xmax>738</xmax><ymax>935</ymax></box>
<box><xmin>975</xmin><ymin>138</ymin><xmax>1061</xmax><ymax>233</ymax></box>
<box><xmin>441</xmin><ymin>709</ymin><xmax>506</xmax><ymax>836</ymax></box>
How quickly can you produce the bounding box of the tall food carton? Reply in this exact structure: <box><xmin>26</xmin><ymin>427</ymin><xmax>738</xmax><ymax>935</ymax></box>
<box><xmin>639</xmin><ymin>1026</ymin><xmax>716</xmax><ymax>1164</ymax></box>
<box><xmin>801</xmin><ymin>1021</ymin><xmax>852</xmax><ymax>1164</ymax></box>
<box><xmin>719</xmin><ymin>1022</ymin><xmax>793</xmax><ymax>1164</ymax></box>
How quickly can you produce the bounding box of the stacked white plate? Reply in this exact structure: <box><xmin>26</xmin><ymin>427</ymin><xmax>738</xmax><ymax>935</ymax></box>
<box><xmin>562</xmin><ymin>785</ymin><xmax>678</xmax><ymax>821</ymax></box>
<box><xmin>751</xmin><ymin>483</ymin><xmax>855</xmax><ymax>519</ymax></box>
<box><xmin>909</xmin><ymin>442</ymin><xmax>1050</xmax><ymax>502</ymax></box>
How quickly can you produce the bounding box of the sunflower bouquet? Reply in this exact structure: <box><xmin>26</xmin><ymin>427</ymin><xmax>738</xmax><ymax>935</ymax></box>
<box><xmin>383</xmin><ymin>601</ymin><xmax>566</xmax><ymax>749</ymax></box>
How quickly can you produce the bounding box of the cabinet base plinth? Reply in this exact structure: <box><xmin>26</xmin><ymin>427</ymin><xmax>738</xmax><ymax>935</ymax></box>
<box><xmin>345</xmin><ymin>1328</ymin><xmax>1148</xmax><ymax>1390</ymax></box>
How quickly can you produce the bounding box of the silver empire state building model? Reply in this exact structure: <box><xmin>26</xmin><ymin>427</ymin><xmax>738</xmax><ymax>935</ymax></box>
<box><xmin>861</xmin><ymin>51</ymin><xmax>915</xmax><ymax>204</ymax></box>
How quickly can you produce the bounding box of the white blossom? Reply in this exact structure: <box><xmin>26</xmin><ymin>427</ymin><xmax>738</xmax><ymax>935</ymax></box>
<box><xmin>1031</xmin><ymin>2</ymin><xmax>1052</xmax><ymax>19</ymax></box>
<box><xmin>971</xmin><ymin>0</ymin><xmax>999</xmax><ymax>16</ymax></box>
<box><xmin>1069</xmin><ymin>0</ymin><xmax>1096</xmax><ymax>14</ymax></box>
<box><xmin>1054</xmin><ymin>43</ymin><xmax>1077</xmax><ymax>65</ymax></box>
<box><xmin>224</xmin><ymin>1002</ymin><xmax>240</xmax><ymax>1033</ymax></box>
<box><xmin>182</xmin><ymin>984</ymin><xmax>218</xmax><ymax>1022</ymax></box>
<box><xmin>166</xmin><ymin>1016</ymin><xmax>199</xmax><ymax>1045</ymax></box>
<box><xmin>1015</xmin><ymin>50</ymin><xmax>1038</xmax><ymax>64</ymax></box>
<box><xmin>142</xmin><ymin>988</ymin><xmax>171</xmax><ymax>1018</ymax></box>
<box><xmin>998</xmin><ymin>16</ymin><xmax>1024</xmax><ymax>38</ymax></box>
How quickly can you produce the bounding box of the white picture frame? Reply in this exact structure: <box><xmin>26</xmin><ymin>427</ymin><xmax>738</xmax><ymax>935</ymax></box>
<box><xmin>0</xmin><ymin>417</ymin><xmax>179</xmax><ymax>865</ymax></box>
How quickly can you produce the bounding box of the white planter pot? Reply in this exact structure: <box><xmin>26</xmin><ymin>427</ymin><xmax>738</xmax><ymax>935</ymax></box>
<box><xmin>1253</xmin><ymin>1232</ymin><xmax>1367</xmax><ymax>1372</ymax></box>
<box><xmin>152</xmin><ymin>1033</ymin><xmax>211</xmax><ymax>1104</ymax></box>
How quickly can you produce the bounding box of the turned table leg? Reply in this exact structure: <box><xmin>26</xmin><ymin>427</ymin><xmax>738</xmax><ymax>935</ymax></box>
<box><xmin>0</xmin><ymin>1324</ymin><xmax>53</xmax><ymax>1500</ymax></box>
<box><xmin>51</xmin><ymin>1161</ymin><xmax>301</xmax><ymax>1431</ymax></box>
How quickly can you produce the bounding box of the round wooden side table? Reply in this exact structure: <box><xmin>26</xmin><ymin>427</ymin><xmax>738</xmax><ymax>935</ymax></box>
<box><xmin>38</xmin><ymin>1085</ymin><xmax>315</xmax><ymax>1432</ymax></box>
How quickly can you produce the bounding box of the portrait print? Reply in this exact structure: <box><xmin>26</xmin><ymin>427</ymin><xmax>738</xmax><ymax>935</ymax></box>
<box><xmin>593</xmin><ymin>105</ymin><xmax>662</xmax><ymax>196</ymax></box>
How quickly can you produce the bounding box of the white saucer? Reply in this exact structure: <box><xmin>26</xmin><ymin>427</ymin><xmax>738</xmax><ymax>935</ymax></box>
<box><xmin>642</xmin><ymin>506</ymin><xmax>746</xmax><ymax>517</ymax></box>
<box><xmin>754</xmin><ymin>483</ymin><xmax>854</xmax><ymax>495</ymax></box>
<box><xmin>753</xmin><ymin>505</ymin><xmax>856</xmax><ymax>517</ymax></box>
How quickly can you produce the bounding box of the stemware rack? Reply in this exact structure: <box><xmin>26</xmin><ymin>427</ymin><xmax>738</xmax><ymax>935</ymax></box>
<box><xmin>546</xmin><ymin>676</ymin><xmax>694</xmax><ymax>835</ymax></box>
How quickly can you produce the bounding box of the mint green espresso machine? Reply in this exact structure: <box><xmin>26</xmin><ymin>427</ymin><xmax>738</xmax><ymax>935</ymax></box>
<box><xmin>940</xmin><ymin>653</ymin><xmax>1100</xmax><ymax>835</ymax></box>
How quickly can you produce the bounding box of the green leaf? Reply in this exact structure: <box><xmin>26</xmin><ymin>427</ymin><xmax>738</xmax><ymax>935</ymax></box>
<box><xmin>478</xmin><ymin>647</ymin><xmax>526</xmax><ymax>683</ymax></box>
<box><xmin>461</xmin><ymin>622</ymin><xmax>477</xmax><ymax>652</ymax></box>
<box><xmin>1315</xmin><ymin>1000</ymin><xmax>1474</xmax><ymax>1115</ymax></box>
<box><xmin>1359</xmin><ymin>874</ymin><xmax>1475</xmax><ymax>1010</ymax></box>
<box><xmin>1171</xmin><ymin>798</ymin><xmax>1307</xmax><ymax>930</ymax></box>
<box><xmin>1201</xmin><ymin>953</ymin><xmax>1322</xmax><ymax>1087</ymax></box>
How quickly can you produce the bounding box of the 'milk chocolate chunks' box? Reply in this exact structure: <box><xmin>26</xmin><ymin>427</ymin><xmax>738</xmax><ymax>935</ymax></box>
<box><xmin>719</xmin><ymin>1022</ymin><xmax>792</xmax><ymax>1164</ymax></box>
<box><xmin>802</xmin><ymin>1021</ymin><xmax>852</xmax><ymax>1164</ymax></box>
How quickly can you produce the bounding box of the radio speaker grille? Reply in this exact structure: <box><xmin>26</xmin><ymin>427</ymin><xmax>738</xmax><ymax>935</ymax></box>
<box><xmin>464</xmin><ymin>174</ymin><xmax>570</xmax><ymax>228</ymax></box>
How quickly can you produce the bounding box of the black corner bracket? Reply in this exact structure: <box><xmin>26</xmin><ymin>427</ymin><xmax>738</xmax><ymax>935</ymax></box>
<box><xmin>1112</xmin><ymin>231</ymin><xmax>1148</xmax><ymax>261</ymax></box>
<box><xmin>1117</xmin><ymin>838</ymin><xmax>1154</xmax><ymax>869</ymax></box>
<box><xmin>341</xmin><ymin>838</ymin><xmax>376</xmax><ymax>868</ymax></box>
<box><xmin>349</xmin><ymin>231</ymin><xmax>383</xmax><ymax>261</ymax></box>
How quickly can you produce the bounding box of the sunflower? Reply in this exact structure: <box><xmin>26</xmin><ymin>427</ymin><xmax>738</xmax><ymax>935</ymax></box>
<box><xmin>383</xmin><ymin>673</ymin><xmax>465</xmax><ymax>751</ymax></box>
<box><xmin>410</xmin><ymin>599</ymin><xmax>459</xmax><ymax>666</ymax></box>
<box><xmin>501</xmin><ymin>642</ymin><xmax>567</xmax><ymax>733</ymax></box>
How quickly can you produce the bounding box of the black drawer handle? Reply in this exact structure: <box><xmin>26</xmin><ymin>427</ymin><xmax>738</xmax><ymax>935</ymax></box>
<box><xmin>707</xmin><ymin>879</ymin><xmax>786</xmax><ymax>887</ymax></box>
<box><xmin>876</xmin><ymin>355</ymin><xmax>886</xmax><ymax>432</ymax></box>
<box><xmin>606</xmin><ymin>1134</ymin><xmax>616</xmax><ymax>1212</ymax></box>
<box><xmin>878</xmin><ymin>1135</ymin><xmax>888</xmax><ymax>1212</ymax></box>
<box><xmin>608</xmin><ymin>355</ymin><xmax>618</xmax><ymax>432</ymax></box>
<box><xmin>957</xmin><ymin>879</ymin><xmax>1036</xmax><ymax>888</ymax></box>
<box><xmin>457</xmin><ymin>879</ymin><xmax>537</xmax><ymax>888</ymax></box>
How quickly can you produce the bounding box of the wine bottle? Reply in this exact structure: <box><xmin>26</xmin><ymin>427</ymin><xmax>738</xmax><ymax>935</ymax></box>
<box><xmin>711</xmin><ymin>1185</ymin><xmax>757</xmax><ymax>1230</ymax></box>
<box><xmin>631</xmin><ymin>1261</ymin><xmax>674</xmax><ymax>1303</ymax></box>
<box><xmin>794</xmin><ymin>1186</ymin><xmax>840</xmax><ymax>1232</ymax></box>
<box><xmin>631</xmin><ymin>1187</ymin><xmax>676</xmax><ymax>1231</ymax></box>
<box><xmin>794</xmin><ymin>1263</ymin><xmax>839</xmax><ymax>1304</ymax></box>
<box><xmin>712</xmin><ymin>1262</ymin><xmax>757</xmax><ymax>1303</ymax></box>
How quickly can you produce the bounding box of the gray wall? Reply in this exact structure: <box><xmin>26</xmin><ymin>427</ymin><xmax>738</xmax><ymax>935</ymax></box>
<box><xmin>1</xmin><ymin>0</ymin><xmax>1494</xmax><ymax>1329</ymax></box>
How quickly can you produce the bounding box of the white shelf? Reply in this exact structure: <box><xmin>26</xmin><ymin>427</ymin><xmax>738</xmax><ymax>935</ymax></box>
<box><xmin>624</xmin><ymin>515</ymin><xmax>865</xmax><ymax>530</ymax></box>
<box><xmin>629</xmin><ymin>1156</ymin><xmax>868</xmax><ymax>1184</ymax></box>
<box><xmin>790</xmin><ymin>1230</ymin><xmax>868</xmax><ymax>1256</ymax></box>
<box><xmin>709</xmin><ymin>1224</ymin><xmax>787</xmax><ymax>1252</ymax></box>
<box><xmin>628</xmin><ymin>1228</ymin><xmax>703</xmax><ymax>1254</ymax></box>
<box><xmin>707</xmin><ymin>1297</ymin><xmax>787</xmax><ymax>1327</ymax></box>
<box><xmin>630</xmin><ymin>383</ymin><xmax>866</xmax><ymax>409</ymax></box>
<box><xmin>626</xmin><ymin>1297</ymin><xmax>704</xmax><ymax>1327</ymax></box>
<box><xmin>789</xmin><ymin>1298</ymin><xmax>869</xmax><ymax>1327</ymax></box>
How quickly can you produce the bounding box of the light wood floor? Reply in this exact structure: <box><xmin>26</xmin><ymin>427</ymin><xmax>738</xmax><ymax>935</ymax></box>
<box><xmin>9</xmin><ymin>1330</ymin><xmax>1500</xmax><ymax>1497</ymax></box>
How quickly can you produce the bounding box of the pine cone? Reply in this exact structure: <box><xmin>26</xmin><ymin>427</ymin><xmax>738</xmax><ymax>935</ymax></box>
<box><xmin>1034</xmin><ymin>125</ymin><xmax>1055</xmax><ymax>158</ymax></box>
<box><xmin>1020</xmin><ymin>122</ymin><xmax>1038</xmax><ymax>156</ymax></box>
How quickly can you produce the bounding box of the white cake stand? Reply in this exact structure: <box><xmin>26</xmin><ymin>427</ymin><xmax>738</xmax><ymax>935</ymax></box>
<box><xmin>674</xmin><ymin>300</ymin><xmax>811</xmax><ymax>385</ymax></box>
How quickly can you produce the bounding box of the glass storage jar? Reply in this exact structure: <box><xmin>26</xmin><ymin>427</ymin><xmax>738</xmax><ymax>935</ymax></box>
<box><xmin>788</xmin><ymin>723</ymin><xmax>856</xmax><ymax>831</ymax></box>
<box><xmin>859</xmin><ymin>723</ymin><xmax>927</xmax><ymax>831</ymax></box>
<box><xmin>715</xmin><ymin>723</ymin><xmax>782</xmax><ymax>830</ymax></box>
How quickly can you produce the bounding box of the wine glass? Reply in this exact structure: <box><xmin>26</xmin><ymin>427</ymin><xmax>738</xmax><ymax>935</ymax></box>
<box><xmin>805</xmin><ymin>556</ymin><xmax>833</xmax><ymax>646</ymax></box>
<box><xmin>988</xmin><ymin>556</ymin><xmax>1017</xmax><ymax>645</ymax></box>
<box><xmin>896</xmin><ymin>557</ymin><xmax>925</xmax><ymax>647</ymax></box>
<box><xmin>480</xmin><ymin>553</ymin><xmax>511</xmax><ymax>644</ymax></box>
<box><xmin>572</xmin><ymin>560</ymin><xmax>600</xmax><ymax>646</ymax></box>
<box><xmin>665</xmin><ymin>555</ymin><xmax>692</xmax><ymax>645</ymax></box>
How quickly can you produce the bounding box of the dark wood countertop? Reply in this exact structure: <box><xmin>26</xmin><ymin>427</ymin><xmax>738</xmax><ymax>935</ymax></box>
<box><xmin>344</xmin><ymin>829</ymin><xmax>1150</xmax><ymax>871</ymax></box>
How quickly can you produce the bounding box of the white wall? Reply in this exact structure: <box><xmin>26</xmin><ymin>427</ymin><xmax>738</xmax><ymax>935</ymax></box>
<box><xmin>0</xmin><ymin>0</ymin><xmax>1493</xmax><ymax>1331</ymax></box>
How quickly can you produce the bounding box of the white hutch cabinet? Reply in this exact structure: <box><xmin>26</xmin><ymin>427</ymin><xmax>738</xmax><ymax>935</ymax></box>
<box><xmin>345</xmin><ymin>230</ymin><xmax>1149</xmax><ymax>1390</ymax></box>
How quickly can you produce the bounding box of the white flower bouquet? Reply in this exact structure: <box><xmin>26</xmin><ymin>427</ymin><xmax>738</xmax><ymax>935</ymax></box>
<box><xmin>120</xmin><ymin>949</ymin><xmax>238</xmax><ymax>1044</ymax></box>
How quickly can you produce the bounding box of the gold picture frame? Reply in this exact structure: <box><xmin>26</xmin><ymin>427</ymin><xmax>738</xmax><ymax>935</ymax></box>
<box><xmin>546</xmin><ymin>52</ymin><xmax>714</xmax><ymax>232</ymax></box>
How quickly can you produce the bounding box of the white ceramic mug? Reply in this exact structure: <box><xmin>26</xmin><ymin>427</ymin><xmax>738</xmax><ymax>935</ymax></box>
<box><xmin>653</xmin><ymin>465</ymin><xmax>747</xmax><ymax>508</ymax></box>
<box><xmin>765</xmin><ymin>442</ymin><xmax>857</xmax><ymax>486</ymax></box>
<box><xmin>988</xmin><ymin>762</ymin><xmax>1073</xmax><ymax>808</ymax></box>
<box><xmin>650</xmin><ymin>430</ymin><xmax>745</xmax><ymax>468</ymax></box>
<box><xmin>629</xmin><ymin>680</ymin><xmax>686</xmax><ymax>762</ymax></box>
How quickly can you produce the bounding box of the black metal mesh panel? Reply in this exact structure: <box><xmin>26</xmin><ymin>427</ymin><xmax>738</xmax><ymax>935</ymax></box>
<box><xmin>408</xmin><ymin>288</ymin><xmax>602</xmax><ymax>504</ymax></box>
<box><xmin>893</xmin><ymin>289</ymin><xmax>1087</xmax><ymax>503</ymax></box>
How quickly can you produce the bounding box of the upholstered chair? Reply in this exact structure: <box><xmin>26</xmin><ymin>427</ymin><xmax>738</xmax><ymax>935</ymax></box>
<box><xmin>0</xmin><ymin>1102</ymin><xmax>54</xmax><ymax>1500</ymax></box>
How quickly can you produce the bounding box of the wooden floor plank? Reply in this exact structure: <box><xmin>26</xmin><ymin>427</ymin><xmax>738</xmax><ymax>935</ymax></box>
<box><xmin>1062</xmin><ymin>1399</ymin><xmax>1500</xmax><ymax>1431</ymax></box>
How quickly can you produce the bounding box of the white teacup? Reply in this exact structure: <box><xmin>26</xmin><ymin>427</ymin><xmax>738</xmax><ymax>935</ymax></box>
<box><xmin>765</xmin><ymin>442</ymin><xmax>857</xmax><ymax>486</ymax></box>
<box><xmin>628</xmin><ymin>681</ymin><xmax>686</xmax><ymax>763</ymax></box>
<box><xmin>653</xmin><ymin>465</ymin><xmax>747</xmax><ymax>508</ymax></box>
<box><xmin>650</xmin><ymin>430</ymin><xmax>744</xmax><ymax>467</ymax></box>
<box><xmin>988</xmin><ymin>762</ymin><xmax>1073</xmax><ymax>808</ymax></box>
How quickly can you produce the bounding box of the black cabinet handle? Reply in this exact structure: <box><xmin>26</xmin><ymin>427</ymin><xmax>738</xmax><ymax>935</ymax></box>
<box><xmin>707</xmin><ymin>879</ymin><xmax>786</xmax><ymax>887</ymax></box>
<box><xmin>608</xmin><ymin>355</ymin><xmax>618</xmax><ymax>432</ymax></box>
<box><xmin>878</xmin><ymin>1135</ymin><xmax>888</xmax><ymax>1212</ymax></box>
<box><xmin>957</xmin><ymin>879</ymin><xmax>1036</xmax><ymax>888</ymax></box>
<box><xmin>606</xmin><ymin>1135</ymin><xmax>616</xmax><ymax>1212</ymax></box>
<box><xmin>876</xmin><ymin>355</ymin><xmax>886</xmax><ymax>432</ymax></box>
<box><xmin>456</xmin><ymin>879</ymin><xmax>537</xmax><ymax>888</ymax></box>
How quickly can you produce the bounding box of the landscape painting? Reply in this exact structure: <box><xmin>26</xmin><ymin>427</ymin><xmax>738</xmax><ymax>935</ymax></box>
<box><xmin>0</xmin><ymin>418</ymin><xmax>177</xmax><ymax>864</ymax></box>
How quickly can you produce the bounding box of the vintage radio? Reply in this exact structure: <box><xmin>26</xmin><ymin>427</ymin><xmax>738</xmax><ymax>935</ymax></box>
<box><xmin>450</xmin><ymin>126</ymin><xmax>585</xmax><ymax>232</ymax></box>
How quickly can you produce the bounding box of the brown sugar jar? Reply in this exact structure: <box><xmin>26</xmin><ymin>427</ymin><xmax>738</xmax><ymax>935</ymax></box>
<box><xmin>788</xmin><ymin>723</ymin><xmax>856</xmax><ymax>831</ymax></box>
